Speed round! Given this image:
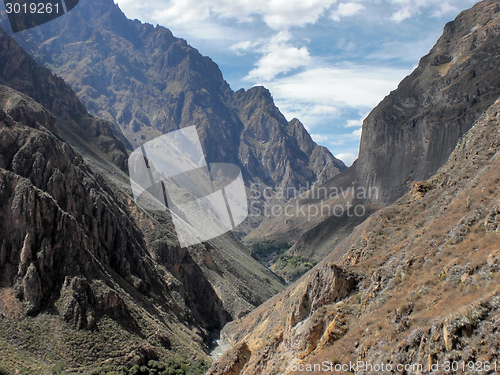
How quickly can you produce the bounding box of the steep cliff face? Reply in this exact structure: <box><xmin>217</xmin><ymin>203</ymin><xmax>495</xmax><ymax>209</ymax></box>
<box><xmin>356</xmin><ymin>0</ymin><xmax>500</xmax><ymax>204</ymax></box>
<box><xmin>209</xmin><ymin>92</ymin><xmax>500</xmax><ymax>375</ymax></box>
<box><xmin>4</xmin><ymin>0</ymin><xmax>345</xmax><ymax>200</ymax></box>
<box><xmin>0</xmin><ymin>86</ymin><xmax>228</xmax><ymax>371</ymax></box>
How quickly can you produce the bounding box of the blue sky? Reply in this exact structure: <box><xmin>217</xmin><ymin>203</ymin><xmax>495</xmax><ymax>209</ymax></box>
<box><xmin>115</xmin><ymin>0</ymin><xmax>479</xmax><ymax>166</ymax></box>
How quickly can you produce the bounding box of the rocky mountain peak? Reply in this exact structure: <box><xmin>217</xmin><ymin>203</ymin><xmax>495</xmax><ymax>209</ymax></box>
<box><xmin>0</xmin><ymin>20</ymin><xmax>285</xmax><ymax>372</ymax></box>
<box><xmin>4</xmin><ymin>0</ymin><xmax>345</xmax><ymax>214</ymax></box>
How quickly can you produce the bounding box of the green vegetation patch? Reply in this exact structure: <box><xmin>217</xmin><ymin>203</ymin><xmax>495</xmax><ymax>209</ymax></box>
<box><xmin>272</xmin><ymin>256</ymin><xmax>317</xmax><ymax>282</ymax></box>
<box><xmin>250</xmin><ymin>241</ymin><xmax>290</xmax><ymax>265</ymax></box>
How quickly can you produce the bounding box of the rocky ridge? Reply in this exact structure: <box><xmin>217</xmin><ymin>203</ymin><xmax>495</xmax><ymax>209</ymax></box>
<box><xmin>208</xmin><ymin>86</ymin><xmax>500</xmax><ymax>375</ymax></box>
<box><xmin>0</xmin><ymin>23</ymin><xmax>284</xmax><ymax>373</ymax></box>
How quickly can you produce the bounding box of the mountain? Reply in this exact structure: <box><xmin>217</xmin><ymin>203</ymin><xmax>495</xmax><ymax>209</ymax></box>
<box><xmin>0</xmin><ymin>21</ymin><xmax>129</xmax><ymax>170</ymax></box>
<box><xmin>242</xmin><ymin>0</ymin><xmax>500</xmax><ymax>280</ymax></box>
<box><xmin>208</xmin><ymin>1</ymin><xmax>500</xmax><ymax>373</ymax></box>
<box><xmin>356</xmin><ymin>0</ymin><xmax>500</xmax><ymax>204</ymax></box>
<box><xmin>0</xmin><ymin>24</ymin><xmax>284</xmax><ymax>374</ymax></box>
<box><xmin>2</xmin><ymin>0</ymin><xmax>346</xmax><ymax>218</ymax></box>
<box><xmin>209</xmin><ymin>72</ymin><xmax>500</xmax><ymax>375</ymax></box>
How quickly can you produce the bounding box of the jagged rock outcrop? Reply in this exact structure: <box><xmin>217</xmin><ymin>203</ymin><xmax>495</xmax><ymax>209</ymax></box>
<box><xmin>0</xmin><ymin>94</ymin><xmax>226</xmax><ymax>370</ymax></box>
<box><xmin>0</xmin><ymin>86</ymin><xmax>229</xmax><ymax>323</ymax></box>
<box><xmin>3</xmin><ymin>0</ymin><xmax>345</xmax><ymax>204</ymax></box>
<box><xmin>0</xmin><ymin>21</ymin><xmax>284</xmax><ymax>372</ymax></box>
<box><xmin>356</xmin><ymin>0</ymin><xmax>500</xmax><ymax>204</ymax></box>
<box><xmin>232</xmin><ymin>87</ymin><xmax>343</xmax><ymax>190</ymax></box>
<box><xmin>209</xmin><ymin>93</ymin><xmax>500</xmax><ymax>375</ymax></box>
<box><xmin>208</xmin><ymin>264</ymin><xmax>357</xmax><ymax>374</ymax></box>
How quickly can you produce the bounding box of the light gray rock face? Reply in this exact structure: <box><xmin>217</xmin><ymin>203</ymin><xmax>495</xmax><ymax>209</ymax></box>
<box><xmin>356</xmin><ymin>0</ymin><xmax>500</xmax><ymax>204</ymax></box>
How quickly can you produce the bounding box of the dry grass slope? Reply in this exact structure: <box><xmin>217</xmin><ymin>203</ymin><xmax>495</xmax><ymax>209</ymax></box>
<box><xmin>208</xmin><ymin>97</ymin><xmax>500</xmax><ymax>374</ymax></box>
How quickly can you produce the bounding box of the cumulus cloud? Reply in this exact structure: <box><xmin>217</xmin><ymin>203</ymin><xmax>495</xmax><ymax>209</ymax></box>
<box><xmin>311</xmin><ymin>105</ymin><xmax>340</xmax><ymax>115</ymax></box>
<box><xmin>388</xmin><ymin>0</ymin><xmax>473</xmax><ymax>23</ymax></box>
<box><xmin>245</xmin><ymin>31</ymin><xmax>312</xmax><ymax>81</ymax></box>
<box><xmin>345</xmin><ymin>119</ymin><xmax>362</xmax><ymax>127</ymax></box>
<box><xmin>331</xmin><ymin>2</ymin><xmax>365</xmax><ymax>22</ymax></box>
<box><xmin>431</xmin><ymin>2</ymin><xmax>458</xmax><ymax>18</ymax></box>
<box><xmin>259</xmin><ymin>0</ymin><xmax>339</xmax><ymax>29</ymax></box>
<box><xmin>255</xmin><ymin>64</ymin><xmax>408</xmax><ymax>132</ymax></box>
<box><xmin>335</xmin><ymin>152</ymin><xmax>357</xmax><ymax>166</ymax></box>
<box><xmin>117</xmin><ymin>0</ymin><xmax>338</xmax><ymax>32</ymax></box>
<box><xmin>265</xmin><ymin>65</ymin><xmax>408</xmax><ymax>109</ymax></box>
<box><xmin>229</xmin><ymin>40</ymin><xmax>263</xmax><ymax>55</ymax></box>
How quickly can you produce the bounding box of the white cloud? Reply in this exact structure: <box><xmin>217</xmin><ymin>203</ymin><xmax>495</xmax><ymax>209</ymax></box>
<box><xmin>117</xmin><ymin>0</ymin><xmax>338</xmax><ymax>34</ymax></box>
<box><xmin>391</xmin><ymin>7</ymin><xmax>414</xmax><ymax>22</ymax></box>
<box><xmin>335</xmin><ymin>152</ymin><xmax>357</xmax><ymax>166</ymax></box>
<box><xmin>260</xmin><ymin>0</ymin><xmax>339</xmax><ymax>29</ymax></box>
<box><xmin>388</xmin><ymin>0</ymin><xmax>474</xmax><ymax>23</ymax></box>
<box><xmin>311</xmin><ymin>133</ymin><xmax>330</xmax><ymax>142</ymax></box>
<box><xmin>265</xmin><ymin>65</ymin><xmax>409</xmax><ymax>109</ymax></box>
<box><xmin>230</xmin><ymin>41</ymin><xmax>254</xmax><ymax>51</ymax></box>
<box><xmin>352</xmin><ymin>127</ymin><xmax>362</xmax><ymax>138</ymax></box>
<box><xmin>256</xmin><ymin>64</ymin><xmax>409</xmax><ymax>131</ymax></box>
<box><xmin>245</xmin><ymin>31</ymin><xmax>312</xmax><ymax>81</ymax></box>
<box><xmin>331</xmin><ymin>2</ymin><xmax>365</xmax><ymax>22</ymax></box>
<box><xmin>311</xmin><ymin>105</ymin><xmax>340</xmax><ymax>115</ymax></box>
<box><xmin>229</xmin><ymin>40</ymin><xmax>262</xmax><ymax>55</ymax></box>
<box><xmin>345</xmin><ymin>119</ymin><xmax>363</xmax><ymax>127</ymax></box>
<box><xmin>431</xmin><ymin>2</ymin><xmax>458</xmax><ymax>18</ymax></box>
